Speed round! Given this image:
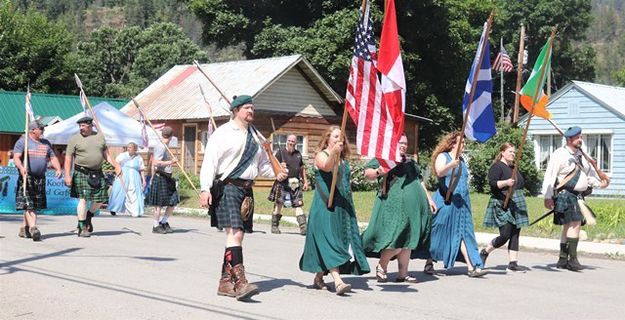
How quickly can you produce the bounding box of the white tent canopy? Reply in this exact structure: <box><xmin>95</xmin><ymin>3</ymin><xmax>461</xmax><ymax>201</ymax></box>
<box><xmin>44</xmin><ymin>102</ymin><xmax>161</xmax><ymax>147</ymax></box>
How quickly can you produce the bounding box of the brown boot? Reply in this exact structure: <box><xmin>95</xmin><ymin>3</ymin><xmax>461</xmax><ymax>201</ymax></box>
<box><xmin>231</xmin><ymin>264</ymin><xmax>259</xmax><ymax>301</ymax></box>
<box><xmin>18</xmin><ymin>226</ymin><xmax>32</xmax><ymax>238</ymax></box>
<box><xmin>217</xmin><ymin>263</ymin><xmax>237</xmax><ymax>297</ymax></box>
<box><xmin>296</xmin><ymin>214</ymin><xmax>307</xmax><ymax>235</ymax></box>
<box><xmin>271</xmin><ymin>214</ymin><xmax>282</xmax><ymax>234</ymax></box>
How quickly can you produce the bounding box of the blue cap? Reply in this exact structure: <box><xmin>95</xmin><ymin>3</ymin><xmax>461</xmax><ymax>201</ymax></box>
<box><xmin>230</xmin><ymin>95</ymin><xmax>253</xmax><ymax>111</ymax></box>
<box><xmin>564</xmin><ymin>126</ymin><xmax>582</xmax><ymax>138</ymax></box>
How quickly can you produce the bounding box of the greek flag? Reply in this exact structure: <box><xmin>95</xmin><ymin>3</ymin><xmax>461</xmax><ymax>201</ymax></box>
<box><xmin>462</xmin><ymin>22</ymin><xmax>496</xmax><ymax>143</ymax></box>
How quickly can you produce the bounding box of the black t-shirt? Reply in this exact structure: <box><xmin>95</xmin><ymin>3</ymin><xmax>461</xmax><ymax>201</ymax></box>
<box><xmin>488</xmin><ymin>161</ymin><xmax>525</xmax><ymax>200</ymax></box>
<box><xmin>275</xmin><ymin>148</ymin><xmax>304</xmax><ymax>179</ymax></box>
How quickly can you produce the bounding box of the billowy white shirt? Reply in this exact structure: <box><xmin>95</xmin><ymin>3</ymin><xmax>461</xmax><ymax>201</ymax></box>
<box><xmin>542</xmin><ymin>146</ymin><xmax>601</xmax><ymax>199</ymax></box>
<box><xmin>200</xmin><ymin>120</ymin><xmax>274</xmax><ymax>191</ymax></box>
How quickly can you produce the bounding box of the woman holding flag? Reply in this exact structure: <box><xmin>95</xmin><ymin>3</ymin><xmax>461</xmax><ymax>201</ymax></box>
<box><xmin>429</xmin><ymin>131</ymin><xmax>486</xmax><ymax>278</ymax></box>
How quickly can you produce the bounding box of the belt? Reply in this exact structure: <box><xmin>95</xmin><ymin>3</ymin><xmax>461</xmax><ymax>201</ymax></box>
<box><xmin>223</xmin><ymin>178</ymin><xmax>254</xmax><ymax>188</ymax></box>
<box><xmin>75</xmin><ymin>165</ymin><xmax>102</xmax><ymax>175</ymax></box>
<box><xmin>155</xmin><ymin>171</ymin><xmax>172</xmax><ymax>178</ymax></box>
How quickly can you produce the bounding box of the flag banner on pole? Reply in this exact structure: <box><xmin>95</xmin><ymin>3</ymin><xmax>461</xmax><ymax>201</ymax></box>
<box><xmin>519</xmin><ymin>39</ymin><xmax>553</xmax><ymax>119</ymax></box>
<box><xmin>24</xmin><ymin>89</ymin><xmax>35</xmax><ymax>122</ymax></box>
<box><xmin>139</xmin><ymin>113</ymin><xmax>149</xmax><ymax>148</ymax></box>
<box><xmin>345</xmin><ymin>0</ymin><xmax>405</xmax><ymax>163</ymax></box>
<box><xmin>493</xmin><ymin>46</ymin><xmax>514</xmax><ymax>72</ymax></box>
<box><xmin>207</xmin><ymin>119</ymin><xmax>214</xmax><ymax>138</ymax></box>
<box><xmin>463</xmin><ymin>22</ymin><xmax>496</xmax><ymax>143</ymax></box>
<box><xmin>79</xmin><ymin>90</ymin><xmax>89</xmax><ymax>116</ymax></box>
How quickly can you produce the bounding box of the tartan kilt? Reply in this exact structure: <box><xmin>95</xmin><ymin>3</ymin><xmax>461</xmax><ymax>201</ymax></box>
<box><xmin>483</xmin><ymin>190</ymin><xmax>529</xmax><ymax>228</ymax></box>
<box><xmin>211</xmin><ymin>184</ymin><xmax>254</xmax><ymax>233</ymax></box>
<box><xmin>146</xmin><ymin>173</ymin><xmax>180</xmax><ymax>207</ymax></box>
<box><xmin>267</xmin><ymin>180</ymin><xmax>304</xmax><ymax>208</ymax></box>
<box><xmin>15</xmin><ymin>175</ymin><xmax>47</xmax><ymax>211</ymax></box>
<box><xmin>553</xmin><ymin>190</ymin><xmax>584</xmax><ymax>225</ymax></box>
<box><xmin>70</xmin><ymin>170</ymin><xmax>108</xmax><ymax>203</ymax></box>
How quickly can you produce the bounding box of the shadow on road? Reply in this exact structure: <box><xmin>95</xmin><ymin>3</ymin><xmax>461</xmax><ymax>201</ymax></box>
<box><xmin>0</xmin><ymin>247</ymin><xmax>82</xmax><ymax>269</ymax></box>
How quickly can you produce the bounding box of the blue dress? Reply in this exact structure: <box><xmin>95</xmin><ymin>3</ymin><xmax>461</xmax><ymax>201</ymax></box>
<box><xmin>108</xmin><ymin>152</ymin><xmax>145</xmax><ymax>217</ymax></box>
<box><xmin>429</xmin><ymin>153</ymin><xmax>483</xmax><ymax>269</ymax></box>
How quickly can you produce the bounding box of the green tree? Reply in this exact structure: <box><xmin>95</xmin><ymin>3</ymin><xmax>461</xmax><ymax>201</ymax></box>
<box><xmin>0</xmin><ymin>1</ymin><xmax>75</xmax><ymax>93</ymax></box>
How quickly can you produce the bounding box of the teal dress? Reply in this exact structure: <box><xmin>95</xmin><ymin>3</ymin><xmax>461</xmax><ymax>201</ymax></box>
<box><xmin>299</xmin><ymin>159</ymin><xmax>370</xmax><ymax>275</ymax></box>
<box><xmin>429</xmin><ymin>153</ymin><xmax>483</xmax><ymax>269</ymax></box>
<box><xmin>361</xmin><ymin>158</ymin><xmax>432</xmax><ymax>257</ymax></box>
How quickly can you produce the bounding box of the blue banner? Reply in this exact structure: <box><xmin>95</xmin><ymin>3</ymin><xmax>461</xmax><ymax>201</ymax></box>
<box><xmin>0</xmin><ymin>166</ymin><xmax>79</xmax><ymax>215</ymax></box>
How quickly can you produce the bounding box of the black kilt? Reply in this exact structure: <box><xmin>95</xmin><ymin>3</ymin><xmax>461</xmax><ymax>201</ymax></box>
<box><xmin>146</xmin><ymin>172</ymin><xmax>180</xmax><ymax>207</ymax></box>
<box><xmin>267</xmin><ymin>180</ymin><xmax>304</xmax><ymax>208</ymax></box>
<box><xmin>211</xmin><ymin>184</ymin><xmax>254</xmax><ymax>233</ymax></box>
<box><xmin>15</xmin><ymin>175</ymin><xmax>47</xmax><ymax>211</ymax></box>
<box><xmin>553</xmin><ymin>190</ymin><xmax>584</xmax><ymax>225</ymax></box>
<box><xmin>71</xmin><ymin>169</ymin><xmax>108</xmax><ymax>203</ymax></box>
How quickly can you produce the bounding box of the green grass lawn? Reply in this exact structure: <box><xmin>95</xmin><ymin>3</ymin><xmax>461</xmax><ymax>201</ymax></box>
<box><xmin>179</xmin><ymin>189</ymin><xmax>625</xmax><ymax>241</ymax></box>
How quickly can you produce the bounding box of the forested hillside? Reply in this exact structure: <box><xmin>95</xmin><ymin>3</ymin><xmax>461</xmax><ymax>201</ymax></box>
<box><xmin>587</xmin><ymin>0</ymin><xmax>625</xmax><ymax>85</ymax></box>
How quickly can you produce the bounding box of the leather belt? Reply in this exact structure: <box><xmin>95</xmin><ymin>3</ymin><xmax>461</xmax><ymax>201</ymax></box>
<box><xmin>223</xmin><ymin>178</ymin><xmax>254</xmax><ymax>188</ymax></box>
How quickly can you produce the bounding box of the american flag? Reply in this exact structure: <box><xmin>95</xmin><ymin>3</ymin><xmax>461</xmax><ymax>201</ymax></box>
<box><xmin>345</xmin><ymin>0</ymin><xmax>404</xmax><ymax>163</ymax></box>
<box><xmin>24</xmin><ymin>87</ymin><xmax>34</xmax><ymax>122</ymax></box>
<box><xmin>493</xmin><ymin>46</ymin><xmax>514</xmax><ymax>73</ymax></box>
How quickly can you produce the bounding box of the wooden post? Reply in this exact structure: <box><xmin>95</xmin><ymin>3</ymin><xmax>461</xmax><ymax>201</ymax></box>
<box><xmin>500</xmin><ymin>37</ymin><xmax>505</xmax><ymax>123</ymax></box>
<box><xmin>445</xmin><ymin>13</ymin><xmax>494</xmax><ymax>203</ymax></box>
<box><xmin>513</xmin><ymin>24</ymin><xmax>525</xmax><ymax>124</ymax></box>
<box><xmin>503</xmin><ymin>29</ymin><xmax>556</xmax><ymax>209</ymax></box>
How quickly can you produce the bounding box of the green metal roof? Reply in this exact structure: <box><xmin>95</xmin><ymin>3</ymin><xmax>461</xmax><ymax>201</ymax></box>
<box><xmin>0</xmin><ymin>91</ymin><xmax>128</xmax><ymax>134</ymax></box>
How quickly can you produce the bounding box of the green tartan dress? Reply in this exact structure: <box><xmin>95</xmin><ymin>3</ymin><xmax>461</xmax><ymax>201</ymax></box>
<box><xmin>483</xmin><ymin>161</ymin><xmax>529</xmax><ymax>228</ymax></box>
<box><xmin>361</xmin><ymin>158</ymin><xmax>432</xmax><ymax>257</ymax></box>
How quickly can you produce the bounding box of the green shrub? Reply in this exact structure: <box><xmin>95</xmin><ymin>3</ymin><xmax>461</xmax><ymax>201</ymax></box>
<box><xmin>174</xmin><ymin>171</ymin><xmax>200</xmax><ymax>191</ymax></box>
<box><xmin>467</xmin><ymin>122</ymin><xmax>542</xmax><ymax>195</ymax></box>
<box><xmin>303</xmin><ymin>159</ymin><xmax>378</xmax><ymax>192</ymax></box>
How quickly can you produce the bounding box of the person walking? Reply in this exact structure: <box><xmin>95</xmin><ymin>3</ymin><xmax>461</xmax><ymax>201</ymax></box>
<box><xmin>108</xmin><ymin>142</ymin><xmax>146</xmax><ymax>217</ymax></box>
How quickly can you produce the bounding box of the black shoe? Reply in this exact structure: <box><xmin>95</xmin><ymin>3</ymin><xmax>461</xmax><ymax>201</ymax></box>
<box><xmin>507</xmin><ymin>261</ymin><xmax>519</xmax><ymax>271</ymax></box>
<box><xmin>152</xmin><ymin>224</ymin><xmax>167</xmax><ymax>234</ymax></box>
<box><xmin>162</xmin><ymin>222</ymin><xmax>173</xmax><ymax>233</ymax></box>
<box><xmin>556</xmin><ymin>257</ymin><xmax>568</xmax><ymax>269</ymax></box>
<box><xmin>110</xmin><ymin>211</ymin><xmax>116</xmax><ymax>216</ymax></box>
<box><xmin>86</xmin><ymin>211</ymin><xmax>94</xmax><ymax>232</ymax></box>
<box><xmin>467</xmin><ymin>269</ymin><xmax>487</xmax><ymax>278</ymax></box>
<box><xmin>566</xmin><ymin>257</ymin><xmax>583</xmax><ymax>271</ymax></box>
<box><xmin>480</xmin><ymin>249</ymin><xmax>489</xmax><ymax>267</ymax></box>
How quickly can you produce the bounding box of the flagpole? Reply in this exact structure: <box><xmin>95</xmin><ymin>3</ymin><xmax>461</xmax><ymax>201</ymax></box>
<box><xmin>513</xmin><ymin>24</ymin><xmax>525</xmax><ymax>124</ymax></box>
<box><xmin>73</xmin><ymin>74</ymin><xmax>130</xmax><ymax>201</ymax></box>
<box><xmin>132</xmin><ymin>99</ymin><xmax>201</xmax><ymax>197</ymax></box>
<box><xmin>445</xmin><ymin>13</ymin><xmax>494</xmax><ymax>204</ymax></box>
<box><xmin>22</xmin><ymin>89</ymin><xmax>30</xmax><ymax>197</ymax></box>
<box><xmin>198</xmin><ymin>85</ymin><xmax>218</xmax><ymax>130</ymax></box>
<box><xmin>500</xmin><ymin>37</ymin><xmax>505</xmax><ymax>123</ymax></box>
<box><xmin>503</xmin><ymin>28</ymin><xmax>556</xmax><ymax>209</ymax></box>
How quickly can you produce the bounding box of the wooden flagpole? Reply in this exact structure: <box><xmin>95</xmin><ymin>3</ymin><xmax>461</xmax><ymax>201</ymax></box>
<box><xmin>500</xmin><ymin>37</ymin><xmax>505</xmax><ymax>123</ymax></box>
<box><xmin>132</xmin><ymin>99</ymin><xmax>201</xmax><ymax>197</ymax></box>
<box><xmin>22</xmin><ymin>88</ymin><xmax>30</xmax><ymax>197</ymax></box>
<box><xmin>513</xmin><ymin>24</ymin><xmax>525</xmax><ymax>124</ymax></box>
<box><xmin>503</xmin><ymin>28</ymin><xmax>556</xmax><ymax>209</ymax></box>
<box><xmin>73</xmin><ymin>74</ymin><xmax>131</xmax><ymax>201</ymax></box>
<box><xmin>444</xmin><ymin>13</ymin><xmax>494</xmax><ymax>203</ymax></box>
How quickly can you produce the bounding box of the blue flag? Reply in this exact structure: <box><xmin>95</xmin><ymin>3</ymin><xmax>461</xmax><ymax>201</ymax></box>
<box><xmin>462</xmin><ymin>22</ymin><xmax>496</xmax><ymax>143</ymax></box>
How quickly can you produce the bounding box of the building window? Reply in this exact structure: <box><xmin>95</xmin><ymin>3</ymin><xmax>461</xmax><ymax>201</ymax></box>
<box><xmin>272</xmin><ymin>134</ymin><xmax>305</xmax><ymax>155</ymax></box>
<box><xmin>585</xmin><ymin>134</ymin><xmax>612</xmax><ymax>172</ymax></box>
<box><xmin>537</xmin><ymin>135</ymin><xmax>563</xmax><ymax>170</ymax></box>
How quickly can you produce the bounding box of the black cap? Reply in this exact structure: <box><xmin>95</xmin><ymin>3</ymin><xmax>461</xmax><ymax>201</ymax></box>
<box><xmin>76</xmin><ymin>116</ymin><xmax>93</xmax><ymax>124</ymax></box>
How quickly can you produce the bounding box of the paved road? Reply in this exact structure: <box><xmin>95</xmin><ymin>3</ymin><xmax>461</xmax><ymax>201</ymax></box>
<box><xmin>1</xmin><ymin>214</ymin><xmax>623</xmax><ymax>320</ymax></box>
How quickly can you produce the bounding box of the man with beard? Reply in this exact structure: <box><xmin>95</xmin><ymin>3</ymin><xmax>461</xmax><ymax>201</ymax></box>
<box><xmin>200</xmin><ymin>95</ymin><xmax>287</xmax><ymax>301</ymax></box>
<box><xmin>64</xmin><ymin>116</ymin><xmax>120</xmax><ymax>237</ymax></box>
<box><xmin>13</xmin><ymin>120</ymin><xmax>62</xmax><ymax>241</ymax></box>
<box><xmin>543</xmin><ymin>126</ymin><xmax>609</xmax><ymax>271</ymax></box>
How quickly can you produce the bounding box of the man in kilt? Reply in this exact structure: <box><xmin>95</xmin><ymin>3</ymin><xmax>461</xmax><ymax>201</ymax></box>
<box><xmin>64</xmin><ymin>116</ymin><xmax>120</xmax><ymax>237</ymax></box>
<box><xmin>146</xmin><ymin>126</ymin><xmax>179</xmax><ymax>234</ymax></box>
<box><xmin>543</xmin><ymin>126</ymin><xmax>608</xmax><ymax>271</ymax></box>
<box><xmin>200</xmin><ymin>95</ymin><xmax>287</xmax><ymax>301</ymax></box>
<box><xmin>480</xmin><ymin>143</ymin><xmax>530</xmax><ymax>271</ymax></box>
<box><xmin>13</xmin><ymin>120</ymin><xmax>62</xmax><ymax>241</ymax></box>
<box><xmin>267</xmin><ymin>134</ymin><xmax>309</xmax><ymax>235</ymax></box>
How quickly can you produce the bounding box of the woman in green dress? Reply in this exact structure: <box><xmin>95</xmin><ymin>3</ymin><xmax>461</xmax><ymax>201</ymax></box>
<box><xmin>299</xmin><ymin>126</ymin><xmax>370</xmax><ymax>296</ymax></box>
<box><xmin>361</xmin><ymin>134</ymin><xmax>436</xmax><ymax>283</ymax></box>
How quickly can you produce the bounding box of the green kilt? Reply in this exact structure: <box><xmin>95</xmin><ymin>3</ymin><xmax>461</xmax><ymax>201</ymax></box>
<box><xmin>483</xmin><ymin>189</ymin><xmax>529</xmax><ymax>228</ymax></box>
<box><xmin>70</xmin><ymin>170</ymin><xmax>108</xmax><ymax>203</ymax></box>
<box><xmin>554</xmin><ymin>189</ymin><xmax>584</xmax><ymax>225</ymax></box>
<box><xmin>15</xmin><ymin>175</ymin><xmax>47</xmax><ymax>211</ymax></box>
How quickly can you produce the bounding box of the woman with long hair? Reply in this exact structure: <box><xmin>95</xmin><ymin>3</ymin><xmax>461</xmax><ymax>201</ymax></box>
<box><xmin>108</xmin><ymin>142</ymin><xmax>146</xmax><ymax>217</ymax></box>
<box><xmin>480</xmin><ymin>143</ymin><xmax>529</xmax><ymax>271</ymax></box>
<box><xmin>299</xmin><ymin>126</ymin><xmax>370</xmax><ymax>295</ymax></box>
<box><xmin>429</xmin><ymin>131</ymin><xmax>486</xmax><ymax>277</ymax></box>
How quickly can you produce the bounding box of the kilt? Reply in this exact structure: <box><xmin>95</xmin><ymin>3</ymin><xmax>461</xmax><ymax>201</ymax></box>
<box><xmin>553</xmin><ymin>189</ymin><xmax>584</xmax><ymax>225</ymax></box>
<box><xmin>70</xmin><ymin>170</ymin><xmax>108</xmax><ymax>203</ymax></box>
<box><xmin>211</xmin><ymin>184</ymin><xmax>254</xmax><ymax>233</ymax></box>
<box><xmin>483</xmin><ymin>190</ymin><xmax>529</xmax><ymax>228</ymax></box>
<box><xmin>267</xmin><ymin>180</ymin><xmax>304</xmax><ymax>208</ymax></box>
<box><xmin>15</xmin><ymin>175</ymin><xmax>47</xmax><ymax>211</ymax></box>
<box><xmin>146</xmin><ymin>173</ymin><xmax>179</xmax><ymax>207</ymax></box>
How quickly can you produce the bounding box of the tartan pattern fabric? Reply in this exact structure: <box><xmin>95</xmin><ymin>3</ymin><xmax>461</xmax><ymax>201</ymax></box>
<box><xmin>70</xmin><ymin>170</ymin><xmax>108</xmax><ymax>203</ymax></box>
<box><xmin>213</xmin><ymin>184</ymin><xmax>254</xmax><ymax>233</ymax></box>
<box><xmin>267</xmin><ymin>180</ymin><xmax>304</xmax><ymax>208</ymax></box>
<box><xmin>146</xmin><ymin>173</ymin><xmax>180</xmax><ymax>207</ymax></box>
<box><xmin>227</xmin><ymin>130</ymin><xmax>258</xmax><ymax>180</ymax></box>
<box><xmin>553</xmin><ymin>189</ymin><xmax>583</xmax><ymax>225</ymax></box>
<box><xmin>483</xmin><ymin>190</ymin><xmax>529</xmax><ymax>228</ymax></box>
<box><xmin>15</xmin><ymin>176</ymin><xmax>47</xmax><ymax>210</ymax></box>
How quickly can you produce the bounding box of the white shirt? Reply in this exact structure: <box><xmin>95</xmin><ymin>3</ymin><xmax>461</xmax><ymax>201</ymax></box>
<box><xmin>541</xmin><ymin>146</ymin><xmax>601</xmax><ymax>198</ymax></box>
<box><xmin>200</xmin><ymin>120</ymin><xmax>275</xmax><ymax>191</ymax></box>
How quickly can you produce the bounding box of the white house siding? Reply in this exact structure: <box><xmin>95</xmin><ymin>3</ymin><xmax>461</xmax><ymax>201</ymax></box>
<box><xmin>254</xmin><ymin>68</ymin><xmax>337</xmax><ymax>117</ymax></box>
<box><xmin>526</xmin><ymin>87</ymin><xmax>625</xmax><ymax>197</ymax></box>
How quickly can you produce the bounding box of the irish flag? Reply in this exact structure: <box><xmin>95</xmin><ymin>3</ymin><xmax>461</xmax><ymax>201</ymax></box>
<box><xmin>519</xmin><ymin>38</ymin><xmax>553</xmax><ymax>119</ymax></box>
